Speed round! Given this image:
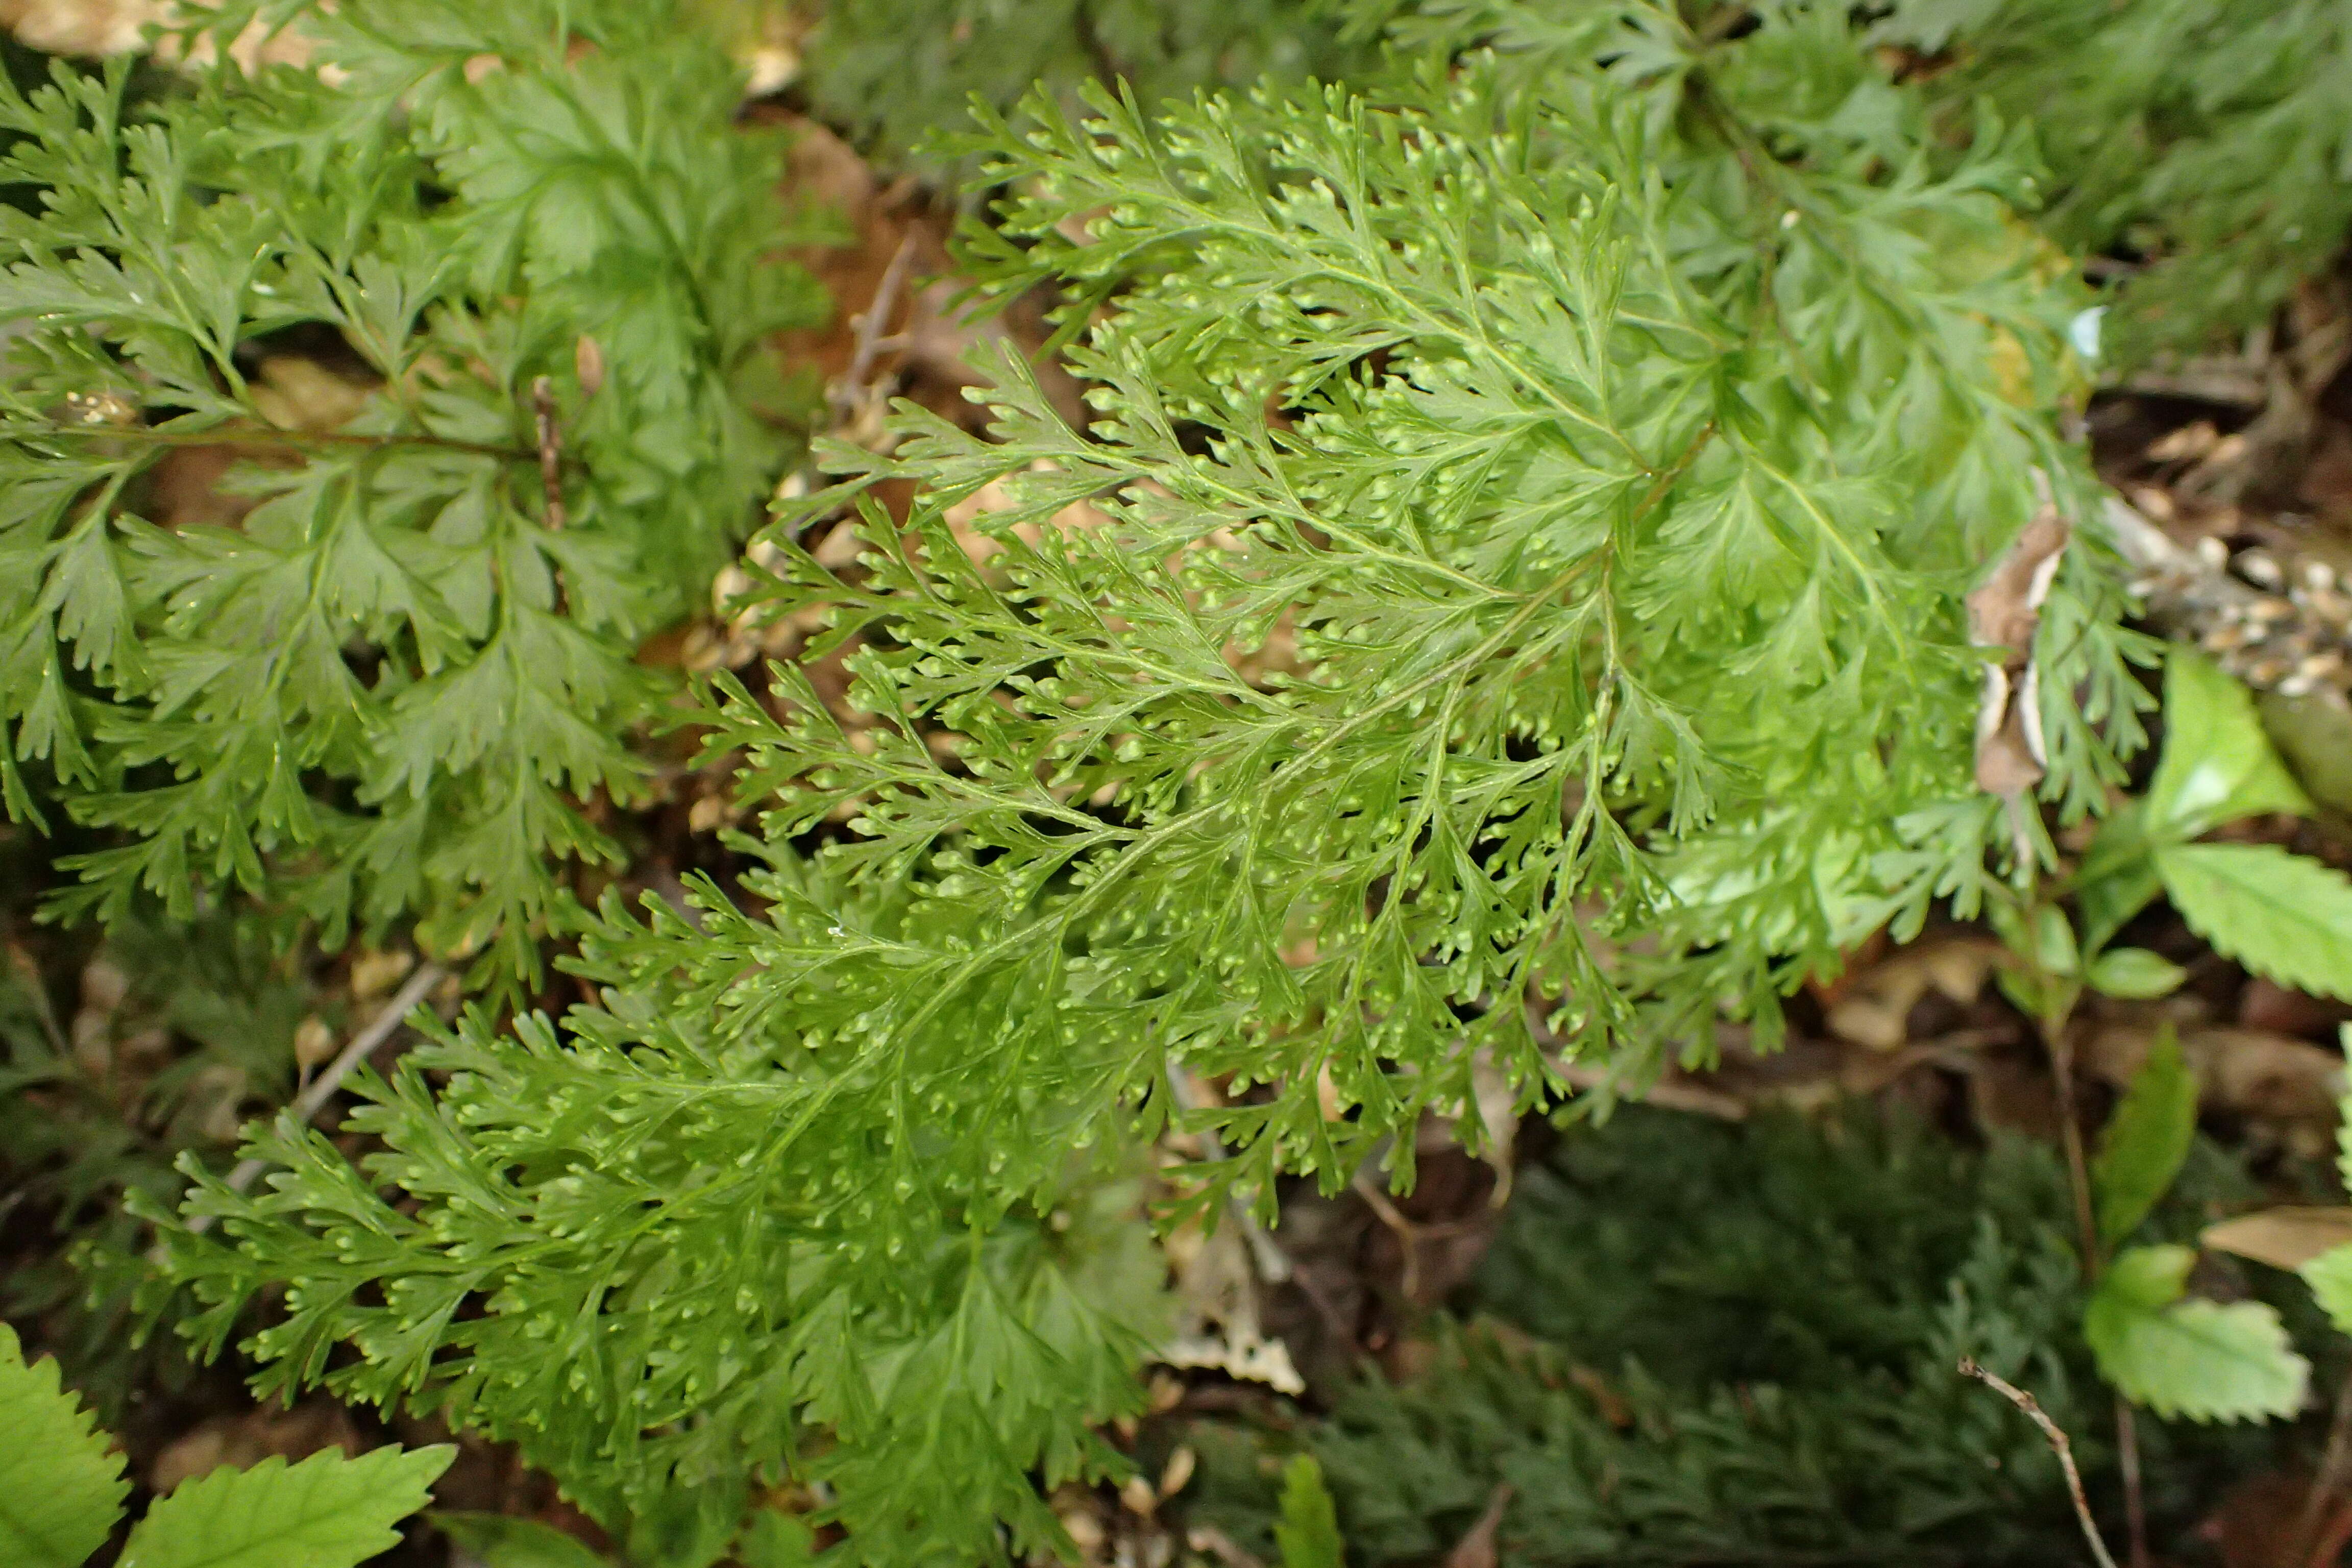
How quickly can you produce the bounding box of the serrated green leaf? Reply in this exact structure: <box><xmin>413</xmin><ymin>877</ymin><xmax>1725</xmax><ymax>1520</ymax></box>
<box><xmin>2092</xmin><ymin>1026</ymin><xmax>2196</xmax><ymax>1246</ymax></box>
<box><xmin>2085</xmin><ymin>1244</ymin><xmax>2308</xmax><ymax>1422</ymax></box>
<box><xmin>2085</xmin><ymin>946</ymin><xmax>2187</xmax><ymax>1000</ymax></box>
<box><xmin>2145</xmin><ymin>653</ymin><xmax>2312</xmax><ymax>839</ymax></box>
<box><xmin>1274</xmin><ymin>1455</ymin><xmax>1344</xmax><ymax>1568</ymax></box>
<box><xmin>0</xmin><ymin>1321</ymin><xmax>128</xmax><ymax>1568</ymax></box>
<box><xmin>435</xmin><ymin>1512</ymin><xmax>612</xmax><ymax>1568</ymax></box>
<box><xmin>2301</xmin><ymin>1243</ymin><xmax>2352</xmax><ymax>1337</ymax></box>
<box><xmin>2157</xmin><ymin>842</ymin><xmax>2352</xmax><ymax>1001</ymax></box>
<box><xmin>119</xmin><ymin>1444</ymin><xmax>454</xmax><ymax>1568</ymax></box>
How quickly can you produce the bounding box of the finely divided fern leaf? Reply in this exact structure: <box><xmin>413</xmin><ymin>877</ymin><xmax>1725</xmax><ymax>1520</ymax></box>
<box><xmin>151</xmin><ymin>8</ymin><xmax>2151</xmax><ymax>1561</ymax></box>
<box><xmin>0</xmin><ymin>2</ymin><xmax>824</xmax><ymax>989</ymax></box>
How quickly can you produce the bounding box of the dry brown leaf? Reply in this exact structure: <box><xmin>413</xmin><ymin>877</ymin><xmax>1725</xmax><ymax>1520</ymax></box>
<box><xmin>1157</xmin><ymin>1444</ymin><xmax>1196</xmax><ymax>1502</ymax></box>
<box><xmin>1</xmin><ymin>0</ymin><xmax>160</xmax><ymax>55</ymax></box>
<box><xmin>1823</xmin><ymin>935</ymin><xmax>2002</xmax><ymax>1050</ymax></box>
<box><xmin>1443</xmin><ymin>1484</ymin><xmax>1515</xmax><ymax>1568</ymax></box>
<box><xmin>2087</xmin><ymin>1023</ymin><xmax>2345</xmax><ymax>1123</ymax></box>
<box><xmin>1966</xmin><ymin>508</ymin><xmax>2069</xmax><ymax>799</ymax></box>
<box><xmin>249</xmin><ymin>355</ymin><xmax>375</xmax><ymax>432</ymax></box>
<box><xmin>2202</xmin><ymin>1207</ymin><xmax>2352</xmax><ymax>1271</ymax></box>
<box><xmin>150</xmin><ymin>1400</ymin><xmax>363</xmax><ymax>1494</ymax></box>
<box><xmin>349</xmin><ymin>947</ymin><xmax>415</xmax><ymax>1002</ymax></box>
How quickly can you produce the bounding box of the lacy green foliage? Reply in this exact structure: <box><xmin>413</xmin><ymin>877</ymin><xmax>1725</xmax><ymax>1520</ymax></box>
<box><xmin>153</xmin><ymin>8</ymin><xmax>2161</xmax><ymax>1561</ymax></box>
<box><xmin>0</xmin><ymin>1321</ymin><xmax>452</xmax><ymax>1568</ymax></box>
<box><xmin>1880</xmin><ymin>0</ymin><xmax>2352</xmax><ymax>364</ymax></box>
<box><xmin>0</xmin><ymin>898</ymin><xmax>310</xmax><ymax>1415</ymax></box>
<box><xmin>0</xmin><ymin>2</ymin><xmax>825</xmax><ymax>988</ymax></box>
<box><xmin>1186</xmin><ymin>1109</ymin><xmax>2280</xmax><ymax>1565</ymax></box>
<box><xmin>799</xmin><ymin>0</ymin><xmax>1371</xmax><ymax>165</ymax></box>
<box><xmin>151</xmin><ymin>976</ymin><xmax>1172</xmax><ymax>1564</ymax></box>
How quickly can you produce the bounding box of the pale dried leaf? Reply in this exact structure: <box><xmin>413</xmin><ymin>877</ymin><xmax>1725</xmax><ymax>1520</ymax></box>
<box><xmin>2201</xmin><ymin>1207</ymin><xmax>2352</xmax><ymax>1271</ymax></box>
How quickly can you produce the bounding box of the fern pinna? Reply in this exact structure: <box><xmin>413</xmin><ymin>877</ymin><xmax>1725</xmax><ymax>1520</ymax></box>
<box><xmin>142</xmin><ymin>3</ymin><xmax>2161</xmax><ymax>1563</ymax></box>
<box><xmin>0</xmin><ymin>0</ymin><xmax>824</xmax><ymax>988</ymax></box>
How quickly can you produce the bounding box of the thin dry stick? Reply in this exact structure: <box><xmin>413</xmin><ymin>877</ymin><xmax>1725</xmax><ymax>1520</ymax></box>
<box><xmin>530</xmin><ymin>375</ymin><xmax>567</xmax><ymax>530</ymax></box>
<box><xmin>2293</xmin><ymin>1367</ymin><xmax>2352</xmax><ymax>1563</ymax></box>
<box><xmin>1958</xmin><ymin>1358</ymin><xmax>2122</xmax><ymax>1568</ymax></box>
<box><xmin>828</xmin><ymin>229</ymin><xmax>919</xmax><ymax>429</ymax></box>
<box><xmin>2046</xmin><ymin>1017</ymin><xmax>2151</xmax><ymax>1568</ymax></box>
<box><xmin>186</xmin><ymin>961</ymin><xmax>449</xmax><ymax>1232</ymax></box>
<box><xmin>1351</xmin><ymin>1160</ymin><xmax>1422</xmax><ymax>1302</ymax></box>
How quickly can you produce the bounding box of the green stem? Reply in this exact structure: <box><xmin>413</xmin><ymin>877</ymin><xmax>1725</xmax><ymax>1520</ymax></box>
<box><xmin>19</xmin><ymin>419</ymin><xmax>533</xmax><ymax>465</ymax></box>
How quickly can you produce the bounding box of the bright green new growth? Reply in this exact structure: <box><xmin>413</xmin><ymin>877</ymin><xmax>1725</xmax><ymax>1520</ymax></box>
<box><xmin>0</xmin><ymin>0</ymin><xmax>824</xmax><ymax>987</ymax></box>
<box><xmin>0</xmin><ymin>1322</ymin><xmax>453</xmax><ymax>1567</ymax></box>
<box><xmin>2077</xmin><ymin>653</ymin><xmax>2352</xmax><ymax>1006</ymax></box>
<box><xmin>149</xmin><ymin>5</ymin><xmax>2163</xmax><ymax>1560</ymax></box>
<box><xmin>1274</xmin><ymin>1456</ymin><xmax>1348</xmax><ymax>1568</ymax></box>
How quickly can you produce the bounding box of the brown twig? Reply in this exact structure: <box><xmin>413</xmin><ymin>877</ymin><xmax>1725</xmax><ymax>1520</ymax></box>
<box><xmin>828</xmin><ymin>229</ymin><xmax>920</xmax><ymax>431</ymax></box>
<box><xmin>2042</xmin><ymin>1013</ymin><xmax>2151</xmax><ymax>1568</ymax></box>
<box><xmin>1958</xmin><ymin>1358</ymin><xmax>2121</xmax><ymax>1568</ymax></box>
<box><xmin>2312</xmin><ymin>1497</ymin><xmax>2352</xmax><ymax>1568</ymax></box>
<box><xmin>1351</xmin><ymin>1160</ymin><xmax>1422</xmax><ymax>1302</ymax></box>
<box><xmin>29</xmin><ymin>417</ymin><xmax>532</xmax><ymax>464</ymax></box>
<box><xmin>1187</xmin><ymin>1526</ymin><xmax>1266</xmax><ymax>1568</ymax></box>
<box><xmin>531</xmin><ymin>375</ymin><xmax>567</xmax><ymax>530</ymax></box>
<box><xmin>2295</xmin><ymin>1369</ymin><xmax>2352</xmax><ymax>1563</ymax></box>
<box><xmin>185</xmin><ymin>961</ymin><xmax>449</xmax><ymax>1233</ymax></box>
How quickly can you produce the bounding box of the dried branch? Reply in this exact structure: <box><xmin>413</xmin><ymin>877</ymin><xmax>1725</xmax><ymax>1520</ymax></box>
<box><xmin>531</xmin><ymin>375</ymin><xmax>567</xmax><ymax>530</ymax></box>
<box><xmin>1957</xmin><ymin>1358</ymin><xmax>2121</xmax><ymax>1568</ymax></box>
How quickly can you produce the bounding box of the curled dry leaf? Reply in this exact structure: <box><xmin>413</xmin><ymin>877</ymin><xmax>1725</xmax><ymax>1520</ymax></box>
<box><xmin>1966</xmin><ymin>507</ymin><xmax>2069</xmax><ymax>799</ymax></box>
<box><xmin>1823</xmin><ymin>934</ymin><xmax>2003</xmax><ymax>1050</ymax></box>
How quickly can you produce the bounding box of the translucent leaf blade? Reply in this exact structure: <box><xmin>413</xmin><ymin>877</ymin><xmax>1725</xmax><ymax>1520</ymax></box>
<box><xmin>2145</xmin><ymin>653</ymin><xmax>2311</xmax><ymax>838</ymax></box>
